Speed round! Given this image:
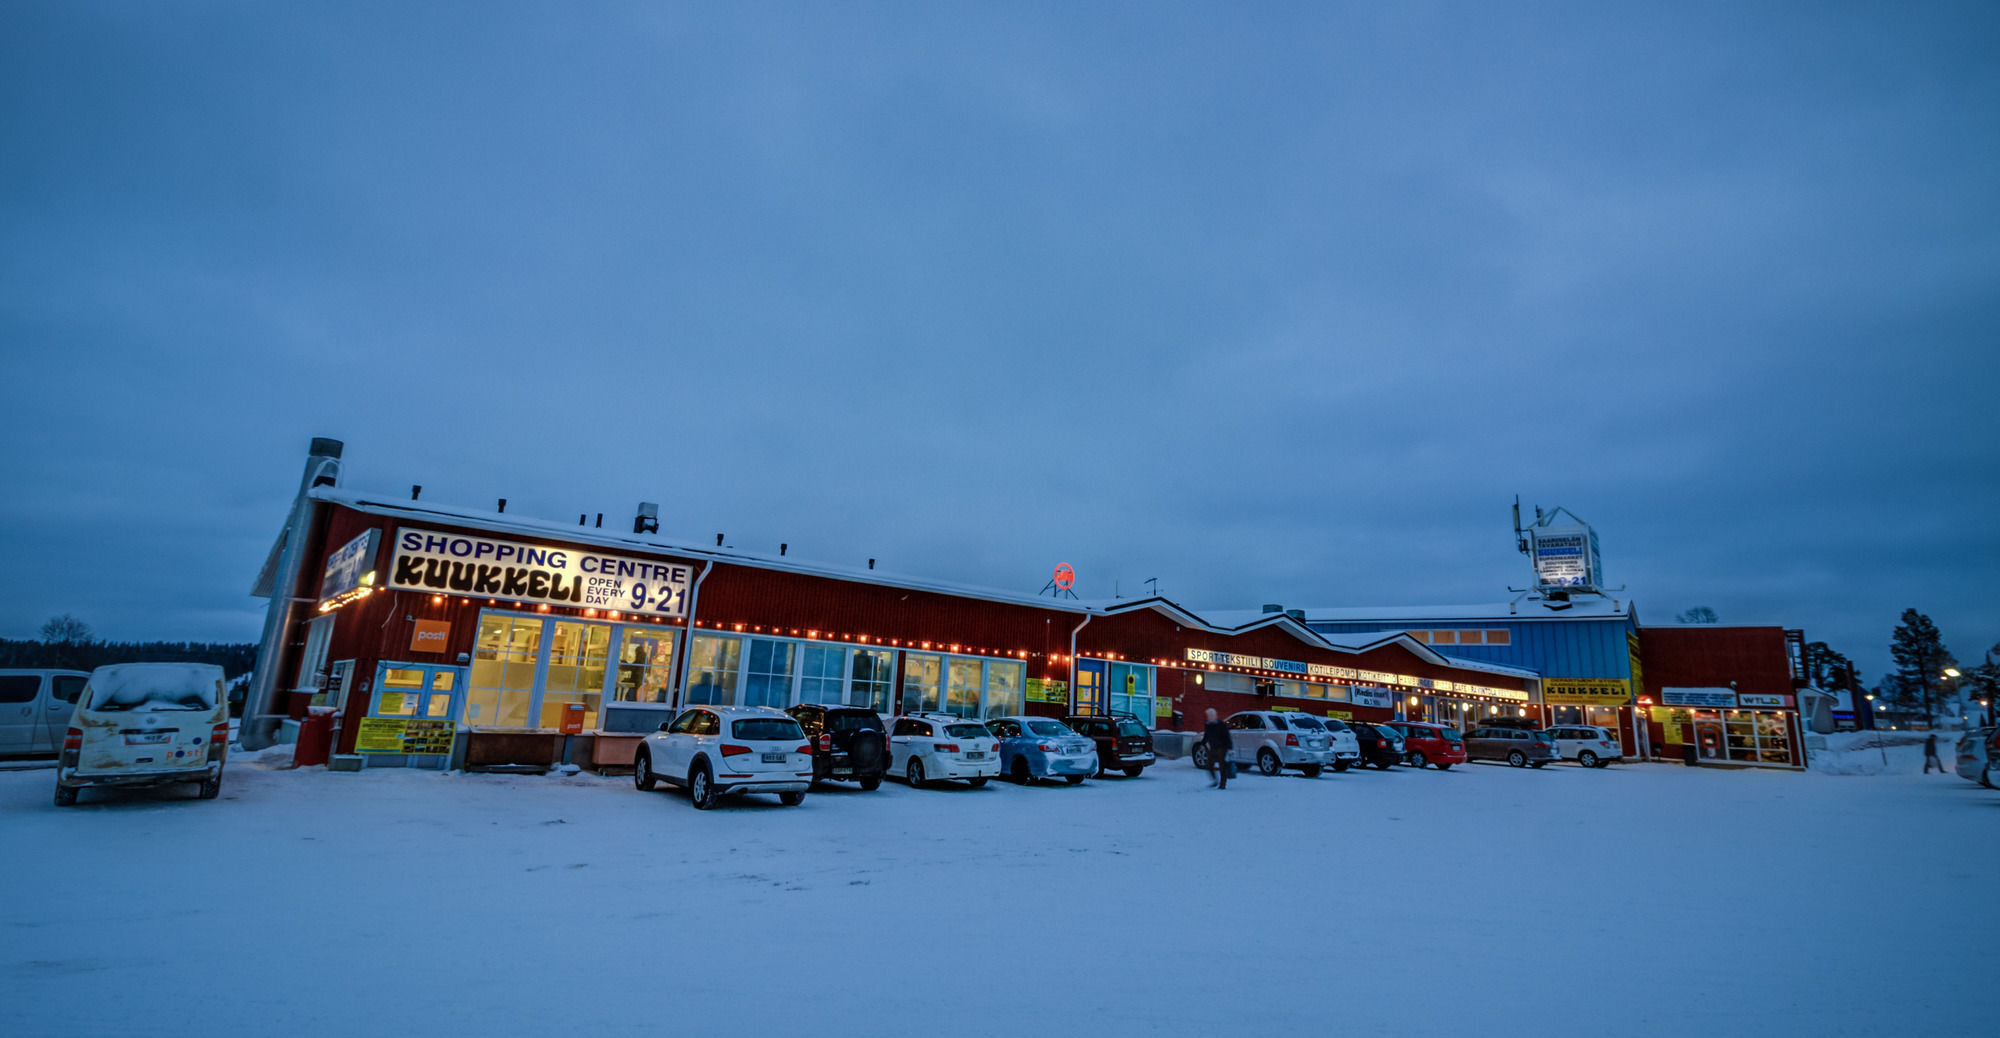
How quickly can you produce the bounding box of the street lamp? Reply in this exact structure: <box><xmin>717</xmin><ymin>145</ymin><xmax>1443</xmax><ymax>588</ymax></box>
<box><xmin>1865</xmin><ymin>694</ymin><xmax>1887</xmax><ymax>766</ymax></box>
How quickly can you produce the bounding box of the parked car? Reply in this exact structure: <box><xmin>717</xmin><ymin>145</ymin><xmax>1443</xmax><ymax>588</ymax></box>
<box><xmin>1464</xmin><ymin>725</ymin><xmax>1557</xmax><ymax>768</ymax></box>
<box><xmin>887</xmin><ymin>713</ymin><xmax>1001</xmax><ymax>788</ymax></box>
<box><xmin>1957</xmin><ymin>727</ymin><xmax>1995</xmax><ymax>787</ymax></box>
<box><xmin>1311</xmin><ymin>716</ymin><xmax>1364</xmax><ymax>771</ymax></box>
<box><xmin>1347</xmin><ymin>721</ymin><xmax>1404</xmax><ymax>770</ymax></box>
<box><xmin>635</xmin><ymin>706</ymin><xmax>812</xmax><ymax>809</ymax></box>
<box><xmin>1384</xmin><ymin>721</ymin><xmax>1467</xmax><ymax>770</ymax></box>
<box><xmin>1063</xmin><ymin>713</ymin><xmax>1157</xmax><ymax>777</ymax></box>
<box><xmin>988</xmin><ymin>716</ymin><xmax>1096</xmax><ymax>785</ymax></box>
<box><xmin>1545</xmin><ymin>725</ymin><xmax>1625</xmax><ymax>768</ymax></box>
<box><xmin>1192</xmin><ymin>710</ymin><xmax>1333</xmax><ymax>777</ymax></box>
<box><xmin>786</xmin><ymin>703</ymin><xmax>890</xmax><ymax>790</ymax></box>
<box><xmin>54</xmin><ymin>663</ymin><xmax>229</xmax><ymax>806</ymax></box>
<box><xmin>1986</xmin><ymin>729</ymin><xmax>2000</xmax><ymax>788</ymax></box>
<box><xmin>2</xmin><ymin>668</ymin><xmax>91</xmax><ymax>758</ymax></box>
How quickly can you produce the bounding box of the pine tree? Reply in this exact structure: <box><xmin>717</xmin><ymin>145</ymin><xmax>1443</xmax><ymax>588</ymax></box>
<box><xmin>1888</xmin><ymin>609</ymin><xmax>1954</xmax><ymax>728</ymax></box>
<box><xmin>1676</xmin><ymin>606</ymin><xmax>1719</xmax><ymax>624</ymax></box>
<box><xmin>1802</xmin><ymin>641</ymin><xmax>1858</xmax><ymax>689</ymax></box>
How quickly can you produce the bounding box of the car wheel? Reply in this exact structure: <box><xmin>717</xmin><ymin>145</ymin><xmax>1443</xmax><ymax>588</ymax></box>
<box><xmin>1122</xmin><ymin>766</ymin><xmax>1144</xmax><ymax>778</ymax></box>
<box><xmin>197</xmin><ymin>774</ymin><xmax>222</xmax><ymax>800</ymax></box>
<box><xmin>779</xmin><ymin>791</ymin><xmax>805</xmax><ymax>806</ymax></box>
<box><xmin>1011</xmin><ymin>758</ymin><xmax>1032</xmax><ymax>785</ymax></box>
<box><xmin>689</xmin><ymin>764</ymin><xmax>717</xmax><ymax>809</ymax></box>
<box><xmin>1258</xmin><ymin>748</ymin><xmax>1282</xmax><ymax>776</ymax></box>
<box><xmin>1411</xmin><ymin>751</ymin><xmax>1429</xmax><ymax>769</ymax></box>
<box><xmin>967</xmin><ymin>776</ymin><xmax>988</xmax><ymax>789</ymax></box>
<box><xmin>907</xmin><ymin>757</ymin><xmax>927</xmax><ymax>789</ymax></box>
<box><xmin>53</xmin><ymin>783</ymin><xmax>77</xmax><ymax>807</ymax></box>
<box><xmin>1301</xmin><ymin>763</ymin><xmax>1322</xmax><ymax>778</ymax></box>
<box><xmin>1579</xmin><ymin>751</ymin><xmax>1599</xmax><ymax>768</ymax></box>
<box><xmin>1191</xmin><ymin>744</ymin><xmax>1210</xmax><ymax>769</ymax></box>
<box><xmin>1507</xmin><ymin>750</ymin><xmax>1526</xmax><ymax>767</ymax></box>
<box><xmin>1064</xmin><ymin>774</ymin><xmax>1085</xmax><ymax>785</ymax></box>
<box><xmin>633</xmin><ymin>750</ymin><xmax>657</xmax><ymax>791</ymax></box>
<box><xmin>859</xmin><ymin>773</ymin><xmax>883</xmax><ymax>791</ymax></box>
<box><xmin>1332</xmin><ymin>760</ymin><xmax>1351</xmax><ymax>772</ymax></box>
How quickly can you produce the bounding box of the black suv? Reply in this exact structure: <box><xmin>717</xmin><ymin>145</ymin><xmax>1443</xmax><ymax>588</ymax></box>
<box><xmin>1346</xmin><ymin>721</ymin><xmax>1402</xmax><ymax>770</ymax></box>
<box><xmin>786</xmin><ymin>705</ymin><xmax>889</xmax><ymax>790</ymax></box>
<box><xmin>1062</xmin><ymin>713</ymin><xmax>1157</xmax><ymax>778</ymax></box>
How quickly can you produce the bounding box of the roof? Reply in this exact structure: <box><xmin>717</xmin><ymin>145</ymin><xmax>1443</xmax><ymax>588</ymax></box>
<box><xmin>1202</xmin><ymin>596</ymin><xmax>1635</xmax><ymax>626</ymax></box>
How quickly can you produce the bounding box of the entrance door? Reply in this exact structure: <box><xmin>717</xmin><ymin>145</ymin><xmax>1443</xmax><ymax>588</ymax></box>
<box><xmin>371</xmin><ymin>663</ymin><xmax>463</xmax><ymax>723</ymax></box>
<box><xmin>1694</xmin><ymin>718</ymin><xmax>1726</xmax><ymax>761</ymax></box>
<box><xmin>1073</xmin><ymin>659</ymin><xmax>1107</xmax><ymax>715</ymax></box>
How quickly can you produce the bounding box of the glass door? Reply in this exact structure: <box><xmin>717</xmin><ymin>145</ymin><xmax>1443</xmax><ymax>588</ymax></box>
<box><xmin>1073</xmin><ymin>658</ymin><xmax>1107</xmax><ymax>714</ymax></box>
<box><xmin>370</xmin><ymin>663</ymin><xmax>462</xmax><ymax>722</ymax></box>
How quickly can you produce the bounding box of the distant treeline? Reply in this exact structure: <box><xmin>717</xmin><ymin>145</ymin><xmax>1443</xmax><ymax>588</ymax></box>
<box><xmin>0</xmin><ymin>639</ymin><xmax>257</xmax><ymax>676</ymax></box>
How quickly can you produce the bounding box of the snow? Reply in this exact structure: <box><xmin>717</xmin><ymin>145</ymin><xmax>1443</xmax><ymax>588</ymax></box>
<box><xmin>3</xmin><ymin>753</ymin><xmax>1994</xmax><ymax>1037</ymax></box>
<box><xmin>82</xmin><ymin>662</ymin><xmax>223</xmax><ymax>712</ymax></box>
<box><xmin>1809</xmin><ymin>729</ymin><xmax>1972</xmax><ymax>777</ymax></box>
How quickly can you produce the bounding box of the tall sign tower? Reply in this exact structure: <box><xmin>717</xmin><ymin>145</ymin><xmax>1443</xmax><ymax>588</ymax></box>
<box><xmin>1513</xmin><ymin>499</ymin><xmax>1605</xmax><ymax>595</ymax></box>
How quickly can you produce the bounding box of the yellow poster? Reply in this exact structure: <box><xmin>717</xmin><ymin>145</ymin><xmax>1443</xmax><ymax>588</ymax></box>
<box><xmin>377</xmin><ymin>692</ymin><xmax>406</xmax><ymax>715</ymax></box>
<box><xmin>1652</xmin><ymin>706</ymin><xmax>1690</xmax><ymax>745</ymax></box>
<box><xmin>355</xmin><ymin>717</ymin><xmax>456</xmax><ymax>754</ymax></box>
<box><xmin>1326</xmin><ymin>709</ymin><xmax>1353</xmax><ymax>720</ymax></box>
<box><xmin>1155</xmin><ymin>697</ymin><xmax>1173</xmax><ymax>718</ymax></box>
<box><xmin>1543</xmin><ymin>678</ymin><xmax>1631</xmax><ymax>705</ymax></box>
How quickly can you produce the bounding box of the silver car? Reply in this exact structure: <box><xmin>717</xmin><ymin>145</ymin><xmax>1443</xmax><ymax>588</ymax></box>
<box><xmin>1955</xmin><ymin>728</ymin><xmax>1994</xmax><ymax>787</ymax></box>
<box><xmin>1205</xmin><ymin>710</ymin><xmax>1335</xmax><ymax>777</ymax></box>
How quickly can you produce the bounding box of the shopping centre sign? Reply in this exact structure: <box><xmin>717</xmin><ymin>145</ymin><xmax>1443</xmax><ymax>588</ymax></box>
<box><xmin>389</xmin><ymin>528</ymin><xmax>694</xmax><ymax>617</ymax></box>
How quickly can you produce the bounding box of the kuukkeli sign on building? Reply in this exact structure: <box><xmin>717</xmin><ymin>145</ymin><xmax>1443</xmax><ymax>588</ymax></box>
<box><xmin>389</xmin><ymin>528</ymin><xmax>694</xmax><ymax>617</ymax></box>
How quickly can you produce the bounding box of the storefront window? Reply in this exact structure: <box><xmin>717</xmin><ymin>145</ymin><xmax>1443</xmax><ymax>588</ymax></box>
<box><xmin>426</xmin><ymin>671</ymin><xmax>454</xmax><ymax>718</ymax></box>
<box><xmin>686</xmin><ymin>634</ymin><xmax>742</xmax><ymax>706</ymax></box>
<box><xmin>1109</xmin><ymin>663</ymin><xmax>1154</xmax><ymax>728</ymax></box>
<box><xmin>469</xmin><ymin>614</ymin><xmax>541</xmax><ymax>727</ymax></box>
<box><xmin>986</xmin><ymin>660</ymin><xmax>1024</xmax><ymax>718</ymax></box>
<box><xmin>903</xmin><ymin>653</ymin><xmax>941</xmax><ymax>714</ymax></box>
<box><xmin>798</xmin><ymin>645</ymin><xmax>847</xmax><ymax>704</ymax></box>
<box><xmin>850</xmin><ymin>649</ymin><xmax>895</xmax><ymax>712</ymax></box>
<box><xmin>540</xmin><ymin>621</ymin><xmax>611</xmax><ymax>729</ymax></box>
<box><xmin>378</xmin><ymin>667</ymin><xmax>425</xmax><ymax>716</ymax></box>
<box><xmin>945</xmin><ymin>658</ymin><xmax>983</xmax><ymax>718</ymax></box>
<box><xmin>1755</xmin><ymin>712</ymin><xmax>1792</xmax><ymax>763</ymax></box>
<box><xmin>614</xmin><ymin>628</ymin><xmax>677</xmax><ymax>704</ymax></box>
<box><xmin>743</xmin><ymin>639</ymin><xmax>797</xmax><ymax>708</ymax></box>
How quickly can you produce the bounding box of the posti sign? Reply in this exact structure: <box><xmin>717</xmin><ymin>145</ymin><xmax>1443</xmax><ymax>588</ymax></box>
<box><xmin>389</xmin><ymin>528</ymin><xmax>694</xmax><ymax>617</ymax></box>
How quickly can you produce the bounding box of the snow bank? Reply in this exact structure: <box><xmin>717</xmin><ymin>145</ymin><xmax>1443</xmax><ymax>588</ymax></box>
<box><xmin>1810</xmin><ymin>730</ymin><xmax>1959</xmax><ymax>776</ymax></box>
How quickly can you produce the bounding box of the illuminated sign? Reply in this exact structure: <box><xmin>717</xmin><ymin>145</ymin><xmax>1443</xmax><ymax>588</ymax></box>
<box><xmin>409</xmin><ymin>620</ymin><xmax>451</xmax><ymax>654</ymax></box>
<box><xmin>318</xmin><ymin>529</ymin><xmax>381</xmax><ymax>610</ymax></box>
<box><xmin>1052</xmin><ymin>563</ymin><xmax>1075</xmax><ymax>591</ymax></box>
<box><xmin>1530</xmin><ymin>524</ymin><xmax>1602</xmax><ymax>590</ymax></box>
<box><xmin>1738</xmin><ymin>693</ymin><xmax>1792</xmax><ymax>709</ymax></box>
<box><xmin>389</xmin><ymin>528</ymin><xmax>693</xmax><ymax>616</ymax></box>
<box><xmin>1349</xmin><ymin>685</ymin><xmax>1394</xmax><ymax>709</ymax></box>
<box><xmin>1182</xmin><ymin>648</ymin><xmax>1526</xmax><ymax>702</ymax></box>
<box><xmin>1543</xmin><ymin>678</ymin><xmax>1631</xmax><ymax>706</ymax></box>
<box><xmin>1662</xmin><ymin>687</ymin><xmax>1737</xmax><ymax>708</ymax></box>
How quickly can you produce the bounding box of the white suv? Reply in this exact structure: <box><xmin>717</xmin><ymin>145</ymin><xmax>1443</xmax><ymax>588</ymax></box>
<box><xmin>887</xmin><ymin>713</ymin><xmax>1001</xmax><ymax>788</ymax></box>
<box><xmin>635</xmin><ymin>706</ymin><xmax>812</xmax><ymax>809</ymax></box>
<box><xmin>1546</xmin><ymin>725</ymin><xmax>1624</xmax><ymax>768</ymax></box>
<box><xmin>1198</xmin><ymin>710</ymin><xmax>1335</xmax><ymax>777</ymax></box>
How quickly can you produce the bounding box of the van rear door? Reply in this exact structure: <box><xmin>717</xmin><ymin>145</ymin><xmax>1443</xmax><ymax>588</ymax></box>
<box><xmin>74</xmin><ymin>666</ymin><xmax>224</xmax><ymax>776</ymax></box>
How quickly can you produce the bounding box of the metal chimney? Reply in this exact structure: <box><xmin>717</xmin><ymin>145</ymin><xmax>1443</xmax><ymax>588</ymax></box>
<box><xmin>633</xmin><ymin>503</ymin><xmax>659</xmax><ymax>534</ymax></box>
<box><xmin>241</xmin><ymin>437</ymin><xmax>344</xmax><ymax>749</ymax></box>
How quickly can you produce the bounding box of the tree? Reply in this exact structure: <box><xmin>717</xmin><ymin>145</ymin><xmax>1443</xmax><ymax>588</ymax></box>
<box><xmin>40</xmin><ymin>614</ymin><xmax>92</xmax><ymax>645</ymax></box>
<box><xmin>1888</xmin><ymin>608</ymin><xmax>1955</xmax><ymax>728</ymax></box>
<box><xmin>1802</xmin><ymin>641</ymin><xmax>1859</xmax><ymax>690</ymax></box>
<box><xmin>1962</xmin><ymin>645</ymin><xmax>2000</xmax><ymax>725</ymax></box>
<box><xmin>1676</xmin><ymin>606</ymin><xmax>1719</xmax><ymax>624</ymax></box>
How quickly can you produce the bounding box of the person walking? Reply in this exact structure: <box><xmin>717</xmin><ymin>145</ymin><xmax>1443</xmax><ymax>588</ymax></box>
<box><xmin>1923</xmin><ymin>732</ymin><xmax>1944</xmax><ymax>774</ymax></box>
<box><xmin>1202</xmin><ymin>707</ymin><xmax>1233</xmax><ymax>789</ymax></box>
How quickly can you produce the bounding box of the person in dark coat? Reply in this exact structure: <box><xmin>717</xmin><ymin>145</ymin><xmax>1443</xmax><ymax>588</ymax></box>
<box><xmin>1202</xmin><ymin>707</ymin><xmax>1233</xmax><ymax>789</ymax></box>
<box><xmin>1923</xmin><ymin>733</ymin><xmax>1943</xmax><ymax>774</ymax></box>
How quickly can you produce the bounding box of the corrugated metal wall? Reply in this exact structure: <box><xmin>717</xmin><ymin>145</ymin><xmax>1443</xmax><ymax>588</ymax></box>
<box><xmin>1308</xmin><ymin>616</ymin><xmax>1637</xmax><ymax>680</ymax></box>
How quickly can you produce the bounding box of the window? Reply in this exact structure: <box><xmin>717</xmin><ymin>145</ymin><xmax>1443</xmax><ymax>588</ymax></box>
<box><xmin>742</xmin><ymin>638</ymin><xmax>796</xmax><ymax>708</ymax></box>
<box><xmin>540</xmin><ymin>621</ymin><xmax>611</xmax><ymax>728</ymax></box>
<box><xmin>850</xmin><ymin>650</ymin><xmax>895</xmax><ymax>712</ymax></box>
<box><xmin>469</xmin><ymin>614</ymin><xmax>542</xmax><ymax>727</ymax></box>
<box><xmin>989</xmin><ymin>719</ymin><xmax>1022</xmax><ymax>738</ymax></box>
<box><xmin>1232</xmin><ymin>714</ymin><xmax>1263</xmax><ymax>730</ymax></box>
<box><xmin>689</xmin><ymin>710</ymin><xmax>720</xmax><ymax>736</ymax></box>
<box><xmin>945</xmin><ymin>723</ymin><xmax>991</xmax><ymax>739</ymax></box>
<box><xmin>945</xmin><ymin>658</ymin><xmax>983</xmax><ymax>718</ymax></box>
<box><xmin>798</xmin><ymin>645</ymin><xmax>847</xmax><ymax>705</ymax></box>
<box><xmin>1207</xmin><ymin>673</ymin><xmax>1253</xmax><ymax>694</ymax></box>
<box><xmin>686</xmin><ymin>635</ymin><xmax>742</xmax><ymax>706</ymax></box>
<box><xmin>1027</xmin><ymin>720</ymin><xmax>1072</xmax><ymax>738</ymax></box>
<box><xmin>985</xmin><ymin>660</ymin><xmax>1025</xmax><ymax>718</ymax></box>
<box><xmin>1304</xmin><ymin>682</ymin><xmax>1329</xmax><ymax>699</ymax></box>
<box><xmin>892</xmin><ymin>718</ymin><xmax>930</xmax><ymax>737</ymax></box>
<box><xmin>732</xmin><ymin>718</ymin><xmax>803</xmax><ymax>741</ymax></box>
<box><xmin>0</xmin><ymin>676</ymin><xmax>37</xmax><ymax>703</ymax></box>
<box><xmin>903</xmin><ymin>653</ymin><xmax>941</xmax><ymax>714</ymax></box>
<box><xmin>1288</xmin><ymin>715</ymin><xmax>1325</xmax><ymax>730</ymax></box>
<box><xmin>377</xmin><ymin>668</ymin><xmax>426</xmax><ymax>716</ymax></box>
<box><xmin>1431</xmin><ymin>630</ymin><xmax>1457</xmax><ymax>644</ymax></box>
<box><xmin>293</xmin><ymin>613</ymin><xmax>335</xmax><ymax>694</ymax></box>
<box><xmin>1277</xmin><ymin>680</ymin><xmax>1306</xmax><ymax>699</ymax></box>
<box><xmin>669</xmin><ymin>710</ymin><xmax>701</xmax><ymax>734</ymax></box>
<box><xmin>1485</xmin><ymin>629</ymin><xmax>1510</xmax><ymax>645</ymax></box>
<box><xmin>52</xmin><ymin>675</ymin><xmax>85</xmax><ymax>703</ymax></box>
<box><xmin>614</xmin><ymin>628</ymin><xmax>678</xmax><ymax>705</ymax></box>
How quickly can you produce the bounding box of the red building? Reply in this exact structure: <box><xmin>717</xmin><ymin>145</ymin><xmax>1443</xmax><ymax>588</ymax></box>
<box><xmin>1637</xmin><ymin>625</ymin><xmax>1805</xmax><ymax>767</ymax></box>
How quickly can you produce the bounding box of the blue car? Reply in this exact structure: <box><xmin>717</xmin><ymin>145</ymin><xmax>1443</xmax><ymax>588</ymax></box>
<box><xmin>986</xmin><ymin>716</ymin><xmax>1098</xmax><ymax>785</ymax></box>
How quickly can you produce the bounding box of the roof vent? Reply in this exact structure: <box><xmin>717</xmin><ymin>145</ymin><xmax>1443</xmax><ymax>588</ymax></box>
<box><xmin>633</xmin><ymin>502</ymin><xmax>659</xmax><ymax>535</ymax></box>
<box><xmin>411</xmin><ymin>484</ymin><xmax>422</xmax><ymax>501</ymax></box>
<box><xmin>1261</xmin><ymin>603</ymin><xmax>1284</xmax><ymax>614</ymax></box>
<box><xmin>1286</xmin><ymin>609</ymin><xmax>1305</xmax><ymax>620</ymax></box>
<box><xmin>780</xmin><ymin>543</ymin><xmax>788</xmax><ymax>557</ymax></box>
<box><xmin>497</xmin><ymin>498</ymin><xmax>507</xmax><ymax>513</ymax></box>
<box><xmin>868</xmin><ymin>558</ymin><xmax>876</xmax><ymax>570</ymax></box>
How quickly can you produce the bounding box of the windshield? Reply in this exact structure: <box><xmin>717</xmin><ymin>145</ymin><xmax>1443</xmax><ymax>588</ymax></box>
<box><xmin>86</xmin><ymin>664</ymin><xmax>222</xmax><ymax>713</ymax></box>
<box><xmin>1321</xmin><ymin>719</ymin><xmax>1349</xmax><ymax>731</ymax></box>
<box><xmin>1532</xmin><ymin>731</ymin><xmax>1555</xmax><ymax>743</ymax></box>
<box><xmin>946</xmin><ymin>723</ymin><xmax>991</xmax><ymax>739</ymax></box>
<box><xmin>1117</xmin><ymin>720</ymin><xmax>1149</xmax><ymax>738</ymax></box>
<box><xmin>1026</xmin><ymin>721</ymin><xmax>1074</xmax><ymax>737</ymax></box>
<box><xmin>732</xmin><ymin>718</ymin><xmax>804</xmax><ymax>741</ymax></box>
<box><xmin>828</xmin><ymin>712</ymin><xmax>883</xmax><ymax>732</ymax></box>
<box><xmin>1439</xmin><ymin>728</ymin><xmax>1463</xmax><ymax>742</ymax></box>
<box><xmin>1286</xmin><ymin>715</ymin><xmax>1325</xmax><ymax>730</ymax></box>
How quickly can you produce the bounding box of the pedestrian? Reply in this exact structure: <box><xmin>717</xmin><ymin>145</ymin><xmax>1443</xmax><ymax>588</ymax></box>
<box><xmin>1202</xmin><ymin>707</ymin><xmax>1233</xmax><ymax>789</ymax></box>
<box><xmin>1923</xmin><ymin>732</ymin><xmax>1943</xmax><ymax>774</ymax></box>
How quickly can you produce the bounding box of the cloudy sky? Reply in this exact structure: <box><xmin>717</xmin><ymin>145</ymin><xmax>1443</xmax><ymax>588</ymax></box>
<box><xmin>4</xmin><ymin>2</ymin><xmax>1996</xmax><ymax>682</ymax></box>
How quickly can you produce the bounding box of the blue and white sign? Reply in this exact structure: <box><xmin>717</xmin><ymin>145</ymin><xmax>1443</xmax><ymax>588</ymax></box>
<box><xmin>1349</xmin><ymin>685</ymin><xmax>1394</xmax><ymax>709</ymax></box>
<box><xmin>318</xmin><ymin>529</ymin><xmax>381</xmax><ymax>606</ymax></box>
<box><xmin>1662</xmin><ymin>687</ymin><xmax>1738</xmax><ymax>708</ymax></box>
<box><xmin>389</xmin><ymin>528</ymin><xmax>694</xmax><ymax>617</ymax></box>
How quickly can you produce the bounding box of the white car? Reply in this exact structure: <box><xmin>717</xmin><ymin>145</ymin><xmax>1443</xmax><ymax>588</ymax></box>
<box><xmin>1955</xmin><ymin>728</ymin><xmax>1993</xmax><ymax>786</ymax></box>
<box><xmin>887</xmin><ymin>713</ymin><xmax>1001</xmax><ymax>788</ymax></box>
<box><xmin>1195</xmin><ymin>710</ymin><xmax>1334</xmax><ymax>777</ymax></box>
<box><xmin>1295</xmin><ymin>714</ymin><xmax>1363</xmax><ymax>771</ymax></box>
<box><xmin>54</xmin><ymin>663</ymin><xmax>230</xmax><ymax>806</ymax></box>
<box><xmin>635</xmin><ymin>706</ymin><xmax>812</xmax><ymax>809</ymax></box>
<box><xmin>1545</xmin><ymin>725</ymin><xmax>1624</xmax><ymax>768</ymax></box>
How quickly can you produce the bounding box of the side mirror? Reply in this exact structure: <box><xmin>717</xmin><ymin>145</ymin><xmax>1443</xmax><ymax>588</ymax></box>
<box><xmin>658</xmin><ymin>722</ymin><xmax>672</xmax><ymax>732</ymax></box>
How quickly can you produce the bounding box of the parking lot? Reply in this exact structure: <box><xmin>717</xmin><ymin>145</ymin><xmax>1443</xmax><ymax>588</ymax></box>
<box><xmin>3</xmin><ymin>750</ymin><xmax>1994</xmax><ymax>1037</ymax></box>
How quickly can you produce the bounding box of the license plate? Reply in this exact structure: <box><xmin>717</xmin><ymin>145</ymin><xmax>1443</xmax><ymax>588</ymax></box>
<box><xmin>761</xmin><ymin>752</ymin><xmax>787</xmax><ymax>763</ymax></box>
<box><xmin>964</xmin><ymin>751</ymin><xmax>986</xmax><ymax>760</ymax></box>
<box><xmin>125</xmin><ymin>732</ymin><xmax>171</xmax><ymax>745</ymax></box>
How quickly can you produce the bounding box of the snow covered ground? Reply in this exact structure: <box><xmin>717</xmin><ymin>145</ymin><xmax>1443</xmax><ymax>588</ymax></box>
<box><xmin>4</xmin><ymin>751</ymin><xmax>1995</xmax><ymax>1037</ymax></box>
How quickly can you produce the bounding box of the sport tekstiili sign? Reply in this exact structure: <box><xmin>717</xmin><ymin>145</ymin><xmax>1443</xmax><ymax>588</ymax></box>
<box><xmin>389</xmin><ymin>528</ymin><xmax>694</xmax><ymax>617</ymax></box>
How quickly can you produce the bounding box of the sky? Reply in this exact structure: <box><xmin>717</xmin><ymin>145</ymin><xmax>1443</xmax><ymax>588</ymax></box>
<box><xmin>3</xmin><ymin>2</ymin><xmax>1996</xmax><ymax>683</ymax></box>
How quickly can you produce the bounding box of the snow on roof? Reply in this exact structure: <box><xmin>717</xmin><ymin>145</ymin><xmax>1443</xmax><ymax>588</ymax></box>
<box><xmin>85</xmin><ymin>662</ymin><xmax>225</xmax><ymax>712</ymax></box>
<box><xmin>1200</xmin><ymin>596</ymin><xmax>1633</xmax><ymax>627</ymax></box>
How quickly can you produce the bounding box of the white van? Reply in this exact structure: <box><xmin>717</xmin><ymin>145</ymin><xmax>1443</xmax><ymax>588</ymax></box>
<box><xmin>0</xmin><ymin>668</ymin><xmax>90</xmax><ymax>756</ymax></box>
<box><xmin>54</xmin><ymin>663</ymin><xmax>230</xmax><ymax>806</ymax></box>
